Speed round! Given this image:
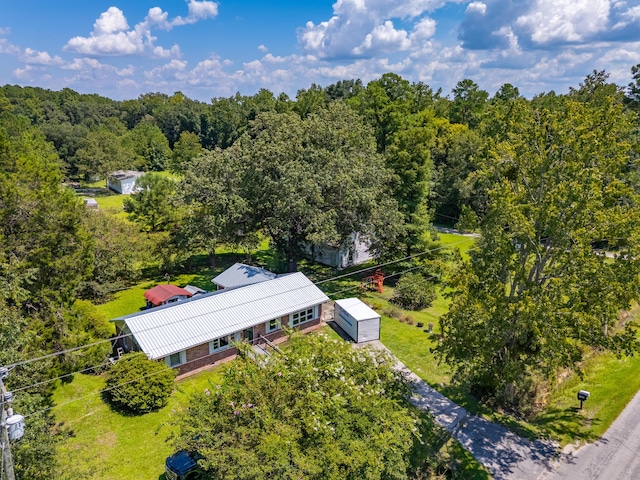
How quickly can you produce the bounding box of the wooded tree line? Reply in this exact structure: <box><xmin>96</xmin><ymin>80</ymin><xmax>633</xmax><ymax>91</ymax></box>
<box><xmin>1</xmin><ymin>64</ymin><xmax>640</xmax><ymax>477</ymax></box>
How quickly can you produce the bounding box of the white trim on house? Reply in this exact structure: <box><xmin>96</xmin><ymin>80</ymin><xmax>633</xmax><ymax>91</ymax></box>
<box><xmin>112</xmin><ymin>272</ymin><xmax>329</xmax><ymax>360</ymax></box>
<box><xmin>165</xmin><ymin>350</ymin><xmax>186</xmax><ymax>367</ymax></box>
<box><xmin>266</xmin><ymin>318</ymin><xmax>281</xmax><ymax>333</ymax></box>
<box><xmin>290</xmin><ymin>306</ymin><xmax>317</xmax><ymax>327</ymax></box>
<box><xmin>209</xmin><ymin>336</ymin><xmax>230</xmax><ymax>354</ymax></box>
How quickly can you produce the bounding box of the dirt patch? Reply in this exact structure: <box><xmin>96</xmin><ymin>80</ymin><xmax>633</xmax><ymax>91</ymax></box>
<box><xmin>96</xmin><ymin>431</ymin><xmax>117</xmax><ymax>449</ymax></box>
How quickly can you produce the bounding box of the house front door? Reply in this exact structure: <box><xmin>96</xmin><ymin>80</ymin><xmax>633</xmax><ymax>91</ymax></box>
<box><xmin>243</xmin><ymin>327</ymin><xmax>254</xmax><ymax>342</ymax></box>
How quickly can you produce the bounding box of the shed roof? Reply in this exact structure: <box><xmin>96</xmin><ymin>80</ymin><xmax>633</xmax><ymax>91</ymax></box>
<box><xmin>183</xmin><ymin>285</ymin><xmax>206</xmax><ymax>296</ymax></box>
<box><xmin>109</xmin><ymin>170</ymin><xmax>145</xmax><ymax>181</ymax></box>
<box><xmin>335</xmin><ymin>298</ymin><xmax>380</xmax><ymax>321</ymax></box>
<box><xmin>115</xmin><ymin>272</ymin><xmax>329</xmax><ymax>360</ymax></box>
<box><xmin>144</xmin><ymin>284</ymin><xmax>192</xmax><ymax>306</ymax></box>
<box><xmin>212</xmin><ymin>263</ymin><xmax>276</xmax><ymax>289</ymax></box>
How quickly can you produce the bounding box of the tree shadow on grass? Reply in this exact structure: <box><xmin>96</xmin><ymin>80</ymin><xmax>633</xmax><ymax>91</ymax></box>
<box><xmin>99</xmin><ymin>390</ymin><xmax>163</xmax><ymax>418</ymax></box>
<box><xmin>530</xmin><ymin>406</ymin><xmax>602</xmax><ymax>444</ymax></box>
<box><xmin>437</xmin><ymin>384</ymin><xmax>542</xmax><ymax>441</ymax></box>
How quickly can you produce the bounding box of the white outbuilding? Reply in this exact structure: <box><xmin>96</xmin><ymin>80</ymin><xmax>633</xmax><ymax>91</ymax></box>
<box><xmin>333</xmin><ymin>298</ymin><xmax>380</xmax><ymax>343</ymax></box>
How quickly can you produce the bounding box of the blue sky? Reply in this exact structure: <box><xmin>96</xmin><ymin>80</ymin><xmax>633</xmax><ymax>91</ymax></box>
<box><xmin>1</xmin><ymin>0</ymin><xmax>640</xmax><ymax>101</ymax></box>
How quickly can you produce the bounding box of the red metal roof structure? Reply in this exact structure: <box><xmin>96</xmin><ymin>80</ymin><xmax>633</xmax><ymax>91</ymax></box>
<box><xmin>144</xmin><ymin>284</ymin><xmax>192</xmax><ymax>306</ymax></box>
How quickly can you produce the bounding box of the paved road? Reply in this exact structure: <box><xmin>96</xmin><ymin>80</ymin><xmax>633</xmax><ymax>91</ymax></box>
<box><xmin>540</xmin><ymin>389</ymin><xmax>640</xmax><ymax>480</ymax></box>
<box><xmin>363</xmin><ymin>340</ymin><xmax>558</xmax><ymax>480</ymax></box>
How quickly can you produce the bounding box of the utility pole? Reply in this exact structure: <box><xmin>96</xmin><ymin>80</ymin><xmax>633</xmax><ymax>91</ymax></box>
<box><xmin>0</xmin><ymin>367</ymin><xmax>17</xmax><ymax>480</ymax></box>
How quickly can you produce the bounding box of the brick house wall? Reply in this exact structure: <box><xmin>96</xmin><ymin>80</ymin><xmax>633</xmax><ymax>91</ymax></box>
<box><xmin>170</xmin><ymin>303</ymin><xmax>325</xmax><ymax>376</ymax></box>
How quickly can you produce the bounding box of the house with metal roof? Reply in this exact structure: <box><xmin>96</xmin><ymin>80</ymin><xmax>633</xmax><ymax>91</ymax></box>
<box><xmin>144</xmin><ymin>284</ymin><xmax>193</xmax><ymax>308</ymax></box>
<box><xmin>111</xmin><ymin>272</ymin><xmax>329</xmax><ymax>375</ymax></box>
<box><xmin>211</xmin><ymin>262</ymin><xmax>277</xmax><ymax>290</ymax></box>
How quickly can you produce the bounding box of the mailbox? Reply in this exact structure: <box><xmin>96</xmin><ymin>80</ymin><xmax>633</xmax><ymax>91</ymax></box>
<box><xmin>577</xmin><ymin>390</ymin><xmax>590</xmax><ymax>401</ymax></box>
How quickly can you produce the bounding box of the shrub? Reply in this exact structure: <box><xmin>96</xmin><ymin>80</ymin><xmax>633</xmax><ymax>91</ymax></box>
<box><xmin>173</xmin><ymin>333</ymin><xmax>441</xmax><ymax>479</ymax></box>
<box><xmin>383</xmin><ymin>305</ymin><xmax>403</xmax><ymax>319</ymax></box>
<box><xmin>106</xmin><ymin>353</ymin><xmax>176</xmax><ymax>414</ymax></box>
<box><xmin>391</xmin><ymin>273</ymin><xmax>437</xmax><ymax>310</ymax></box>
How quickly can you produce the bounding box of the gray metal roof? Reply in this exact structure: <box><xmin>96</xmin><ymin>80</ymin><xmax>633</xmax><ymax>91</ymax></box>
<box><xmin>118</xmin><ymin>272</ymin><xmax>329</xmax><ymax>360</ymax></box>
<box><xmin>211</xmin><ymin>263</ymin><xmax>277</xmax><ymax>289</ymax></box>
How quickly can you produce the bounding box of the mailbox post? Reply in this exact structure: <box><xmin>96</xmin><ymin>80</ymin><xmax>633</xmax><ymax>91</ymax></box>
<box><xmin>577</xmin><ymin>390</ymin><xmax>590</xmax><ymax>409</ymax></box>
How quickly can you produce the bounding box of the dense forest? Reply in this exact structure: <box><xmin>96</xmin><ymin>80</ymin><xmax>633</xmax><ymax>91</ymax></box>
<box><xmin>1</xmin><ymin>65</ymin><xmax>640</xmax><ymax>478</ymax></box>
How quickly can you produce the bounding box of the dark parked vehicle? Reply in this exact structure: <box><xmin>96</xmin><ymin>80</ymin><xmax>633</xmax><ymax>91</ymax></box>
<box><xmin>165</xmin><ymin>451</ymin><xmax>199</xmax><ymax>480</ymax></box>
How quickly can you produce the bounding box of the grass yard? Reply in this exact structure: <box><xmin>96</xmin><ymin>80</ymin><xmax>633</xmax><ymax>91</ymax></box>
<box><xmin>94</xmin><ymin>268</ymin><xmax>219</xmax><ymax>320</ymax></box>
<box><xmin>361</xmin><ymin>281</ymin><xmax>640</xmax><ymax>447</ymax></box>
<box><xmin>54</xmin><ymin>327</ymin><xmax>487</xmax><ymax>480</ymax></box>
<box><xmin>53</xmin><ymin>367</ymin><xmax>223</xmax><ymax>480</ymax></box>
<box><xmin>437</xmin><ymin>232</ymin><xmax>475</xmax><ymax>260</ymax></box>
<box><xmin>530</xmin><ymin>351</ymin><xmax>640</xmax><ymax>446</ymax></box>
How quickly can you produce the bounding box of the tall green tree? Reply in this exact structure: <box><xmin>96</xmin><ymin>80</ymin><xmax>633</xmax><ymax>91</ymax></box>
<box><xmin>384</xmin><ymin>110</ymin><xmax>435</xmax><ymax>253</ymax></box>
<box><xmin>78</xmin><ymin>210</ymin><xmax>156</xmax><ymax>300</ymax></box>
<box><xmin>123</xmin><ymin>121</ymin><xmax>172</xmax><ymax>171</ymax></box>
<box><xmin>176</xmin><ymin>148</ymin><xmax>253</xmax><ymax>266</ymax></box>
<box><xmin>123</xmin><ymin>173</ymin><xmax>179</xmax><ymax>232</ymax></box>
<box><xmin>75</xmin><ymin>127</ymin><xmax>130</xmax><ymax>187</ymax></box>
<box><xmin>436</xmin><ymin>95</ymin><xmax>640</xmax><ymax>409</ymax></box>
<box><xmin>450</xmin><ymin>79</ymin><xmax>488</xmax><ymax>128</ymax></box>
<box><xmin>0</xmin><ymin>113</ymin><xmax>92</xmax><ymax>304</ymax></box>
<box><xmin>173</xmin><ymin>333</ymin><xmax>438</xmax><ymax>480</ymax></box>
<box><xmin>431</xmin><ymin>118</ymin><xmax>483</xmax><ymax>223</ymax></box>
<box><xmin>236</xmin><ymin>103</ymin><xmax>403</xmax><ymax>271</ymax></box>
<box><xmin>626</xmin><ymin>63</ymin><xmax>640</xmax><ymax>112</ymax></box>
<box><xmin>169</xmin><ymin>130</ymin><xmax>202</xmax><ymax>174</ymax></box>
<box><xmin>349</xmin><ymin>73</ymin><xmax>414</xmax><ymax>152</ymax></box>
<box><xmin>294</xmin><ymin>83</ymin><xmax>326</xmax><ymax>118</ymax></box>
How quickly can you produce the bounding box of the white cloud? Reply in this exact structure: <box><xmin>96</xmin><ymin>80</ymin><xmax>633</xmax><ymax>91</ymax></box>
<box><xmin>145</xmin><ymin>59</ymin><xmax>188</xmax><ymax>81</ymax></box>
<box><xmin>13</xmin><ymin>65</ymin><xmax>33</xmax><ymax>80</ymax></box>
<box><xmin>298</xmin><ymin>0</ymin><xmax>446</xmax><ymax>59</ymax></box>
<box><xmin>94</xmin><ymin>7</ymin><xmax>129</xmax><ymax>35</ymax></box>
<box><xmin>411</xmin><ymin>17</ymin><xmax>437</xmax><ymax>40</ymax></box>
<box><xmin>0</xmin><ymin>27</ymin><xmax>11</xmax><ymax>35</ymax></box>
<box><xmin>466</xmin><ymin>2</ymin><xmax>487</xmax><ymax>15</ymax></box>
<box><xmin>186</xmin><ymin>0</ymin><xmax>218</xmax><ymax>20</ymax></box>
<box><xmin>258</xmin><ymin>44</ymin><xmax>268</xmax><ymax>52</ymax></box>
<box><xmin>353</xmin><ymin>21</ymin><xmax>411</xmax><ymax>55</ymax></box>
<box><xmin>20</xmin><ymin>48</ymin><xmax>64</xmax><ymax>66</ymax></box>
<box><xmin>516</xmin><ymin>0</ymin><xmax>610</xmax><ymax>45</ymax></box>
<box><xmin>0</xmin><ymin>38</ymin><xmax>20</xmax><ymax>56</ymax></box>
<box><xmin>64</xmin><ymin>2</ymin><xmax>217</xmax><ymax>57</ymax></box>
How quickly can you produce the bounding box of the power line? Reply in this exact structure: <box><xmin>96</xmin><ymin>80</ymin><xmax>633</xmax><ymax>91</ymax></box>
<box><xmin>21</xmin><ymin>341</ymin><xmax>261</xmax><ymax>421</ymax></box>
<box><xmin>3</xmin><ymin>238</ymin><xmax>474</xmax><ymax>373</ymax></box>
<box><xmin>11</xmin><ymin>356</ymin><xmax>142</xmax><ymax>394</ymax></box>
<box><xmin>432</xmin><ymin>211</ymin><xmax>461</xmax><ymax>223</ymax></box>
<box><xmin>326</xmin><ymin>264</ymin><xmax>433</xmax><ymax>298</ymax></box>
<box><xmin>18</xmin><ymin>248</ymin><xmax>467</xmax><ymax>424</ymax></box>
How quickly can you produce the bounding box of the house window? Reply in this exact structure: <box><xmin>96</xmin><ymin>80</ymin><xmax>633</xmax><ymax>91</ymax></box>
<box><xmin>209</xmin><ymin>336</ymin><xmax>230</xmax><ymax>354</ymax></box>
<box><xmin>266</xmin><ymin>318</ymin><xmax>281</xmax><ymax>333</ymax></box>
<box><xmin>166</xmin><ymin>351</ymin><xmax>185</xmax><ymax>368</ymax></box>
<box><xmin>290</xmin><ymin>307</ymin><xmax>316</xmax><ymax>327</ymax></box>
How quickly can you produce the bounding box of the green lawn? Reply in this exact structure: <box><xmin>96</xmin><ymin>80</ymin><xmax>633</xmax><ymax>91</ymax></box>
<box><xmin>361</xmin><ymin>284</ymin><xmax>640</xmax><ymax>447</ymax></box>
<box><xmin>53</xmin><ymin>367</ymin><xmax>223</xmax><ymax>480</ymax></box>
<box><xmin>436</xmin><ymin>232</ymin><xmax>475</xmax><ymax>259</ymax></box>
<box><xmin>53</xmin><ymin>327</ymin><xmax>488</xmax><ymax>480</ymax></box>
<box><xmin>77</xmin><ymin>228</ymin><xmax>640</xmax><ymax>476</ymax></box>
<box><xmin>530</xmin><ymin>351</ymin><xmax>640</xmax><ymax>445</ymax></box>
<box><xmin>95</xmin><ymin>269</ymin><xmax>219</xmax><ymax>320</ymax></box>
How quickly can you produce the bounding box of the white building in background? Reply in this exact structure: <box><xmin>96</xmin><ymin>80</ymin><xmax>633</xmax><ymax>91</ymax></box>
<box><xmin>306</xmin><ymin>233</ymin><xmax>374</xmax><ymax>270</ymax></box>
<box><xmin>108</xmin><ymin>170</ymin><xmax>145</xmax><ymax>194</ymax></box>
